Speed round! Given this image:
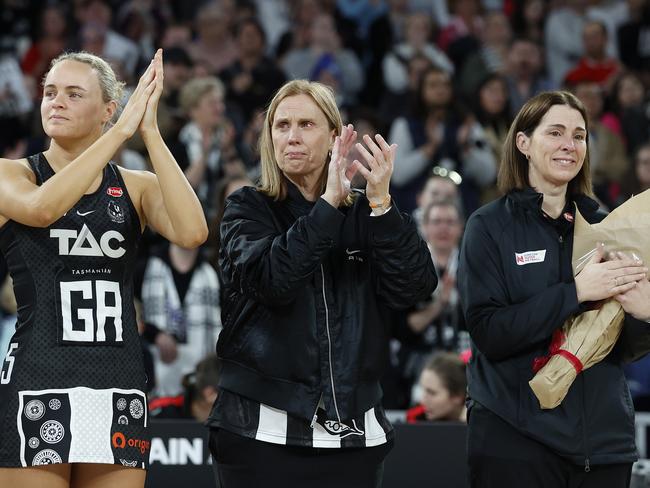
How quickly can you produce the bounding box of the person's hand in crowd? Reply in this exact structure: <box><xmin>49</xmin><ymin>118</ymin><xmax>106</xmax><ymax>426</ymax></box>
<box><xmin>352</xmin><ymin>133</ymin><xmax>397</xmax><ymax>211</ymax></box>
<box><xmin>321</xmin><ymin>123</ymin><xmax>358</xmax><ymax>208</ymax></box>
<box><xmin>138</xmin><ymin>48</ymin><xmax>164</xmax><ymax>137</ymax></box>
<box><xmin>114</xmin><ymin>53</ymin><xmax>157</xmax><ymax>138</ymax></box>
<box><xmin>155</xmin><ymin>331</ymin><xmax>178</xmax><ymax>364</ymax></box>
<box><xmin>575</xmin><ymin>244</ymin><xmax>648</xmax><ymax>303</ymax></box>
<box><xmin>439</xmin><ymin>271</ymin><xmax>455</xmax><ymax>306</ymax></box>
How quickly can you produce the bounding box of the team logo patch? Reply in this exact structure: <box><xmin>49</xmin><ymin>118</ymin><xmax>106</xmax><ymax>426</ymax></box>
<box><xmin>40</xmin><ymin>420</ymin><xmax>65</xmax><ymax>444</ymax></box>
<box><xmin>32</xmin><ymin>449</ymin><xmax>62</xmax><ymax>465</ymax></box>
<box><xmin>107</xmin><ymin>187</ymin><xmax>123</xmax><ymax>197</ymax></box>
<box><xmin>515</xmin><ymin>250</ymin><xmax>547</xmax><ymax>266</ymax></box>
<box><xmin>107</xmin><ymin>201</ymin><xmax>125</xmax><ymax>224</ymax></box>
<box><xmin>25</xmin><ymin>400</ymin><xmax>45</xmax><ymax>421</ymax></box>
<box><xmin>563</xmin><ymin>212</ymin><xmax>574</xmax><ymax>222</ymax></box>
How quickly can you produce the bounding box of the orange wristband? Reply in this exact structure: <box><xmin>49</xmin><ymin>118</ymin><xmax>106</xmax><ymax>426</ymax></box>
<box><xmin>368</xmin><ymin>194</ymin><xmax>391</xmax><ymax>209</ymax></box>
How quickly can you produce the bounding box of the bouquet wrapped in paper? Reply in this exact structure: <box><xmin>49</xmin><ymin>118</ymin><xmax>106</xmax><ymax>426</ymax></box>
<box><xmin>529</xmin><ymin>189</ymin><xmax>650</xmax><ymax>409</ymax></box>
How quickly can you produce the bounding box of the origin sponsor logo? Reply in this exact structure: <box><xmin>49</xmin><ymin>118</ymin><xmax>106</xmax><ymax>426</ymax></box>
<box><xmin>112</xmin><ymin>432</ymin><xmax>151</xmax><ymax>454</ymax></box>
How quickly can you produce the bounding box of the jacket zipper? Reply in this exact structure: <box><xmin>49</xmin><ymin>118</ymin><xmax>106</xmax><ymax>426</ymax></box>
<box><xmin>320</xmin><ymin>263</ymin><xmax>342</xmax><ymax>423</ymax></box>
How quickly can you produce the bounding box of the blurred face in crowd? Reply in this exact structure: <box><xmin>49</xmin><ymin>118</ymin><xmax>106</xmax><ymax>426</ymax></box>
<box><xmin>405</xmin><ymin>13</ymin><xmax>431</xmax><ymax>49</ymax></box>
<box><xmin>422</xmin><ymin>70</ymin><xmax>452</xmax><ymax>109</ymax></box>
<box><xmin>164</xmin><ymin>62</ymin><xmax>192</xmax><ymax>92</ymax></box>
<box><xmin>574</xmin><ymin>82</ymin><xmax>603</xmax><ymax>120</ymax></box>
<box><xmin>41</xmin><ymin>60</ymin><xmax>113</xmax><ymax>143</ymax></box>
<box><xmin>617</xmin><ymin>73</ymin><xmax>645</xmax><ymax>108</ymax></box>
<box><xmin>523</xmin><ymin>0</ymin><xmax>544</xmax><ymax>25</ymax></box>
<box><xmin>583</xmin><ymin>22</ymin><xmax>608</xmax><ymax>59</ymax></box>
<box><xmin>161</xmin><ymin>25</ymin><xmax>192</xmax><ymax>48</ymax></box>
<box><xmin>43</xmin><ymin>6</ymin><xmax>67</xmax><ymax>37</ymax></box>
<box><xmin>311</xmin><ymin>14</ymin><xmax>339</xmax><ymax>49</ymax></box>
<box><xmin>419</xmin><ymin>177</ymin><xmax>459</xmax><ymax>209</ymax></box>
<box><xmin>507</xmin><ymin>40</ymin><xmax>541</xmax><ymax>78</ymax></box>
<box><xmin>636</xmin><ymin>146</ymin><xmax>650</xmax><ymax>190</ymax></box>
<box><xmin>238</xmin><ymin>22</ymin><xmax>265</xmax><ymax>57</ymax></box>
<box><xmin>191</xmin><ymin>89</ymin><xmax>225</xmax><ymax>129</ymax></box>
<box><xmin>424</xmin><ymin>204</ymin><xmax>463</xmax><ymax>252</ymax></box>
<box><xmin>419</xmin><ymin>369</ymin><xmax>464</xmax><ymax>421</ymax></box>
<box><xmin>272</xmin><ymin>94</ymin><xmax>335</xmax><ymax>181</ymax></box>
<box><xmin>480</xmin><ymin>77</ymin><xmax>508</xmax><ymax>116</ymax></box>
<box><xmin>517</xmin><ymin>104</ymin><xmax>587</xmax><ymax>191</ymax></box>
<box><xmin>80</xmin><ymin>0</ymin><xmax>111</xmax><ymax>28</ymax></box>
<box><xmin>482</xmin><ymin>11</ymin><xmax>511</xmax><ymax>46</ymax></box>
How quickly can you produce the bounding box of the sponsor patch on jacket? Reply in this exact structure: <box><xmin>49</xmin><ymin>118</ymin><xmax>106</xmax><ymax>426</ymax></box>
<box><xmin>107</xmin><ymin>187</ymin><xmax>123</xmax><ymax>197</ymax></box>
<box><xmin>515</xmin><ymin>250</ymin><xmax>546</xmax><ymax>265</ymax></box>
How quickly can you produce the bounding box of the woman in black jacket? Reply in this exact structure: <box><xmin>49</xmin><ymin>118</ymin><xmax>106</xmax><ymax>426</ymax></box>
<box><xmin>207</xmin><ymin>80</ymin><xmax>436</xmax><ymax>488</ymax></box>
<box><xmin>459</xmin><ymin>90</ymin><xmax>650</xmax><ymax>487</ymax></box>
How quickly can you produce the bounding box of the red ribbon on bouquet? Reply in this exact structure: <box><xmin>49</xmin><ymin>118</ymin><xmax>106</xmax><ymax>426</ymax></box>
<box><xmin>532</xmin><ymin>329</ymin><xmax>584</xmax><ymax>374</ymax></box>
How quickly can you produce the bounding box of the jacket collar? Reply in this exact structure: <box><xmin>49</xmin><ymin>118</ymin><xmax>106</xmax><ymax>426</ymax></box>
<box><xmin>508</xmin><ymin>186</ymin><xmax>600</xmax><ymax>220</ymax></box>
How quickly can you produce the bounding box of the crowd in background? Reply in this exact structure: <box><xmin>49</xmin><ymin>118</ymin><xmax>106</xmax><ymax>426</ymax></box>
<box><xmin>0</xmin><ymin>0</ymin><xmax>649</xmax><ymax>423</ymax></box>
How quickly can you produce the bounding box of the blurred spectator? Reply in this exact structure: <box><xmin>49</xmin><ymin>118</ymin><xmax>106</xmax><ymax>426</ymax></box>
<box><xmin>20</xmin><ymin>4</ymin><xmax>70</xmax><ymax>98</ymax></box>
<box><xmin>207</xmin><ymin>173</ymin><xmax>255</xmax><ymax>273</ymax></box>
<box><xmin>0</xmin><ymin>256</ymin><xmax>15</xmax><ymax>360</ymax></box>
<box><xmin>156</xmin><ymin>46</ymin><xmax>194</xmax><ymax>140</ymax></box>
<box><xmin>573</xmin><ymin>80</ymin><xmax>629</xmax><ymax>208</ymax></box>
<box><xmin>510</xmin><ymin>0</ymin><xmax>547</xmax><ymax>43</ymax></box>
<box><xmin>619</xmin><ymin>143</ymin><xmax>650</xmax><ymax>205</ymax></box>
<box><xmin>564</xmin><ymin>20</ymin><xmax>621</xmax><ymax>91</ymax></box>
<box><xmin>406</xmin><ymin>351</ymin><xmax>467</xmax><ymax>423</ymax></box>
<box><xmin>220</xmin><ymin>17</ymin><xmax>286</xmax><ymax>126</ymax></box>
<box><xmin>459</xmin><ymin>10</ymin><xmax>512</xmax><ymax>97</ymax></box>
<box><xmin>544</xmin><ymin>0</ymin><xmax>589</xmax><ymax>84</ymax></box>
<box><xmin>178</xmin><ymin>76</ymin><xmax>243</xmax><ymax>218</ymax></box>
<box><xmin>141</xmin><ymin>241</ymin><xmax>221</xmax><ymax>397</ymax></box>
<box><xmin>149</xmin><ymin>354</ymin><xmax>222</xmax><ymax>421</ymax></box>
<box><xmin>611</xmin><ymin>71</ymin><xmax>650</xmax><ymax>158</ymax></box>
<box><xmin>617</xmin><ymin>0</ymin><xmax>650</xmax><ymax>84</ymax></box>
<box><xmin>187</xmin><ymin>2</ymin><xmax>238</xmax><ymax>74</ymax></box>
<box><xmin>414</xmin><ymin>172</ymin><xmax>463</xmax><ymax>229</ymax></box>
<box><xmin>382</xmin><ymin>12</ymin><xmax>454</xmax><ymax>96</ymax></box>
<box><xmin>388</xmin><ymin>66</ymin><xmax>496</xmax><ymax>214</ymax></box>
<box><xmin>274</xmin><ymin>0</ymin><xmax>320</xmax><ymax>60</ymax></box>
<box><xmin>393</xmin><ymin>201</ymin><xmax>466</xmax><ymax>408</ymax></box>
<box><xmin>159</xmin><ymin>22</ymin><xmax>193</xmax><ymax>49</ymax></box>
<box><xmin>379</xmin><ymin>51</ymin><xmax>433</xmax><ymax>124</ymax></box>
<box><xmin>75</xmin><ymin>0</ymin><xmax>141</xmax><ymax>78</ymax></box>
<box><xmin>504</xmin><ymin>37</ymin><xmax>555</xmax><ymax>117</ymax></box>
<box><xmin>282</xmin><ymin>13</ymin><xmax>365</xmax><ymax>107</ymax></box>
<box><xmin>472</xmin><ymin>73</ymin><xmax>512</xmax><ymax>203</ymax></box>
<box><xmin>436</xmin><ymin>0</ymin><xmax>483</xmax><ymax>70</ymax></box>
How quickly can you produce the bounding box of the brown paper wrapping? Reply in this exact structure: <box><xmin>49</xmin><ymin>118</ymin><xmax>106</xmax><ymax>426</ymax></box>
<box><xmin>529</xmin><ymin>189</ymin><xmax>650</xmax><ymax>409</ymax></box>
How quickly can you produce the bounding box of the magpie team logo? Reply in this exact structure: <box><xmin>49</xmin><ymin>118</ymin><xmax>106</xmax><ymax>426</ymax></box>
<box><xmin>107</xmin><ymin>201</ymin><xmax>125</xmax><ymax>224</ymax></box>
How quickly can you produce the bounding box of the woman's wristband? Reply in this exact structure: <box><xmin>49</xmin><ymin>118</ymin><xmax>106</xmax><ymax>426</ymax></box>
<box><xmin>368</xmin><ymin>194</ymin><xmax>391</xmax><ymax>209</ymax></box>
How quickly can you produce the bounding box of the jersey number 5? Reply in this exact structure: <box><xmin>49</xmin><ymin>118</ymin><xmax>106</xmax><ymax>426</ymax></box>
<box><xmin>1</xmin><ymin>343</ymin><xmax>18</xmax><ymax>385</ymax></box>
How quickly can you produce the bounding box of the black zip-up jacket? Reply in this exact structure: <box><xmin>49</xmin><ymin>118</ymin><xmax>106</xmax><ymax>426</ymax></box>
<box><xmin>458</xmin><ymin>188</ymin><xmax>650</xmax><ymax>467</ymax></box>
<box><xmin>216</xmin><ymin>184</ymin><xmax>437</xmax><ymax>422</ymax></box>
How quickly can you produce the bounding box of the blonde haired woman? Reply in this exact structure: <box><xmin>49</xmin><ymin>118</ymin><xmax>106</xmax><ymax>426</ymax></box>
<box><xmin>208</xmin><ymin>79</ymin><xmax>437</xmax><ymax>487</ymax></box>
<box><xmin>0</xmin><ymin>49</ymin><xmax>207</xmax><ymax>487</ymax></box>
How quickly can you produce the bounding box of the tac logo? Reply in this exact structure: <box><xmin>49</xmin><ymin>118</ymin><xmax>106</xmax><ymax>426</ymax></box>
<box><xmin>50</xmin><ymin>224</ymin><xmax>125</xmax><ymax>258</ymax></box>
<box><xmin>112</xmin><ymin>432</ymin><xmax>150</xmax><ymax>454</ymax></box>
